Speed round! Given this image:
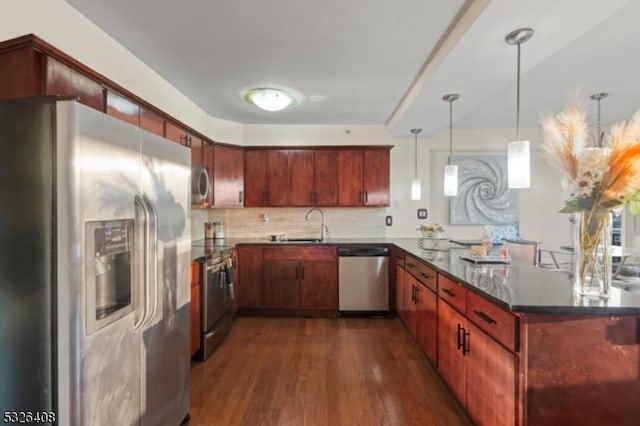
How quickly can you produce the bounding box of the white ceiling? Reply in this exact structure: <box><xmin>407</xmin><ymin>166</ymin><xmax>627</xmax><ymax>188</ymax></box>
<box><xmin>65</xmin><ymin>0</ymin><xmax>640</xmax><ymax>138</ymax></box>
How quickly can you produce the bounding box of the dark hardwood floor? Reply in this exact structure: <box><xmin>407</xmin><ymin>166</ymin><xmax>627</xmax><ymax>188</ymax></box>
<box><xmin>189</xmin><ymin>317</ymin><xmax>471</xmax><ymax>426</ymax></box>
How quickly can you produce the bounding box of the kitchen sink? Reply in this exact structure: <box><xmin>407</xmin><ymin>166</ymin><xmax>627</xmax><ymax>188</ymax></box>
<box><xmin>279</xmin><ymin>238</ymin><xmax>322</xmax><ymax>243</ymax></box>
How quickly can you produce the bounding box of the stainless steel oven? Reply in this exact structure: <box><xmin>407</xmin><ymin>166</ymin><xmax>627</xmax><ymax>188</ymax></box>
<box><xmin>199</xmin><ymin>249</ymin><xmax>234</xmax><ymax>360</ymax></box>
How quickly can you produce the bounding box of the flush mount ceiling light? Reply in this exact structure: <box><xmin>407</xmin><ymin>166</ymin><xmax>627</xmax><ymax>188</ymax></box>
<box><xmin>410</xmin><ymin>128</ymin><xmax>422</xmax><ymax>201</ymax></box>
<box><xmin>506</xmin><ymin>27</ymin><xmax>534</xmax><ymax>189</ymax></box>
<box><xmin>243</xmin><ymin>87</ymin><xmax>300</xmax><ymax>112</ymax></box>
<box><xmin>443</xmin><ymin>93</ymin><xmax>460</xmax><ymax>197</ymax></box>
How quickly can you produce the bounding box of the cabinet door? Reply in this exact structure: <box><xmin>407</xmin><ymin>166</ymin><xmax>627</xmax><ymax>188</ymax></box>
<box><xmin>263</xmin><ymin>260</ymin><xmax>300</xmax><ymax>309</ymax></box>
<box><xmin>140</xmin><ymin>106</ymin><xmax>165</xmax><ymax>137</ymax></box>
<box><xmin>106</xmin><ymin>89</ymin><xmax>139</xmax><ymax>126</ymax></box>
<box><xmin>45</xmin><ymin>56</ymin><xmax>104</xmax><ymax>111</ymax></box>
<box><xmin>213</xmin><ymin>144</ymin><xmax>244</xmax><ymax>207</ymax></box>
<box><xmin>465</xmin><ymin>322</ymin><xmax>516</xmax><ymax>426</ymax></box>
<box><xmin>165</xmin><ymin>120</ymin><xmax>189</xmax><ymax>145</ymax></box>
<box><xmin>314</xmin><ymin>150</ymin><xmax>338</xmax><ymax>206</ymax></box>
<box><xmin>416</xmin><ymin>284</ymin><xmax>438</xmax><ymax>365</ymax></box>
<box><xmin>437</xmin><ymin>301</ymin><xmax>467</xmax><ymax>407</ymax></box>
<box><xmin>299</xmin><ymin>260</ymin><xmax>337</xmax><ymax>309</ymax></box>
<box><xmin>338</xmin><ymin>149</ymin><xmax>364</xmax><ymax>206</ymax></box>
<box><xmin>244</xmin><ymin>150</ymin><xmax>268</xmax><ymax>206</ymax></box>
<box><xmin>0</xmin><ymin>46</ymin><xmax>41</xmax><ymax>99</ymax></box>
<box><xmin>266</xmin><ymin>150</ymin><xmax>290</xmax><ymax>206</ymax></box>
<box><xmin>202</xmin><ymin>140</ymin><xmax>215</xmax><ymax>206</ymax></box>
<box><xmin>190</xmin><ymin>283</ymin><xmax>200</xmax><ymax>356</ymax></box>
<box><xmin>289</xmin><ymin>150</ymin><xmax>314</xmax><ymax>206</ymax></box>
<box><xmin>237</xmin><ymin>247</ymin><xmax>263</xmax><ymax>309</ymax></box>
<box><xmin>363</xmin><ymin>149</ymin><xmax>390</xmax><ymax>206</ymax></box>
<box><xmin>395</xmin><ymin>263</ymin><xmax>405</xmax><ymax>320</ymax></box>
<box><xmin>405</xmin><ymin>273</ymin><xmax>419</xmax><ymax>338</ymax></box>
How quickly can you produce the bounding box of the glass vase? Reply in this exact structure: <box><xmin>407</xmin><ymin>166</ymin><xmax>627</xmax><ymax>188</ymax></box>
<box><xmin>573</xmin><ymin>210</ymin><xmax>612</xmax><ymax>298</ymax></box>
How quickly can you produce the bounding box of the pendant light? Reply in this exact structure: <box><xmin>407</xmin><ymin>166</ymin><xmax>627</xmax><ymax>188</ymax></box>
<box><xmin>591</xmin><ymin>92</ymin><xmax>608</xmax><ymax>147</ymax></box>
<box><xmin>410</xmin><ymin>128</ymin><xmax>422</xmax><ymax>200</ymax></box>
<box><xmin>506</xmin><ymin>28</ymin><xmax>534</xmax><ymax>189</ymax></box>
<box><xmin>443</xmin><ymin>94</ymin><xmax>460</xmax><ymax>196</ymax></box>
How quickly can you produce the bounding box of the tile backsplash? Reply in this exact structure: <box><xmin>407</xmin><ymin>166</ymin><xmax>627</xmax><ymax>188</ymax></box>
<box><xmin>190</xmin><ymin>207</ymin><xmax>385</xmax><ymax>241</ymax></box>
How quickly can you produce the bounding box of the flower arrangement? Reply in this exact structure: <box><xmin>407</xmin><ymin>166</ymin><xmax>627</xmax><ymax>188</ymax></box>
<box><xmin>541</xmin><ymin>99</ymin><xmax>640</xmax><ymax>215</ymax></box>
<box><xmin>541</xmin><ymin>98</ymin><xmax>640</xmax><ymax>297</ymax></box>
<box><xmin>417</xmin><ymin>223</ymin><xmax>444</xmax><ymax>238</ymax></box>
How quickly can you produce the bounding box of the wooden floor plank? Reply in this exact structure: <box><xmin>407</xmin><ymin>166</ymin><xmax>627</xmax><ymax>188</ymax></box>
<box><xmin>189</xmin><ymin>317</ymin><xmax>471</xmax><ymax>426</ymax></box>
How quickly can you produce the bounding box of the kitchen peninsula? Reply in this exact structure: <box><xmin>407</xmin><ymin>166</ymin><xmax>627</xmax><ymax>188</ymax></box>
<box><xmin>218</xmin><ymin>238</ymin><xmax>640</xmax><ymax>426</ymax></box>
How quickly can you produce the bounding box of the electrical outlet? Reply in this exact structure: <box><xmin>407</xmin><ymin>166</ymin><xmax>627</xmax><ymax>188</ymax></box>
<box><xmin>385</xmin><ymin>215</ymin><xmax>393</xmax><ymax>226</ymax></box>
<box><xmin>417</xmin><ymin>208</ymin><xmax>428</xmax><ymax>219</ymax></box>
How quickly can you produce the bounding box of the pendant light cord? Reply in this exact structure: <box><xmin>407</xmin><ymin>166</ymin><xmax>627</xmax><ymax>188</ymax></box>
<box><xmin>414</xmin><ymin>133</ymin><xmax>418</xmax><ymax>179</ymax></box>
<box><xmin>516</xmin><ymin>42</ymin><xmax>521</xmax><ymax>141</ymax></box>
<box><xmin>597</xmin><ymin>98</ymin><xmax>601</xmax><ymax>147</ymax></box>
<box><xmin>449</xmin><ymin>100</ymin><xmax>453</xmax><ymax>165</ymax></box>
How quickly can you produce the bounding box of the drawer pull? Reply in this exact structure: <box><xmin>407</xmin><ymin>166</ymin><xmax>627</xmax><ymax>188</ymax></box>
<box><xmin>462</xmin><ymin>329</ymin><xmax>470</xmax><ymax>356</ymax></box>
<box><xmin>406</xmin><ymin>262</ymin><xmax>416</xmax><ymax>268</ymax></box>
<box><xmin>420</xmin><ymin>272</ymin><xmax>430</xmax><ymax>279</ymax></box>
<box><xmin>457</xmin><ymin>323</ymin><xmax>464</xmax><ymax>350</ymax></box>
<box><xmin>442</xmin><ymin>288</ymin><xmax>456</xmax><ymax>298</ymax></box>
<box><xmin>473</xmin><ymin>310</ymin><xmax>497</xmax><ymax>325</ymax></box>
<box><xmin>414</xmin><ymin>285</ymin><xmax>419</xmax><ymax>304</ymax></box>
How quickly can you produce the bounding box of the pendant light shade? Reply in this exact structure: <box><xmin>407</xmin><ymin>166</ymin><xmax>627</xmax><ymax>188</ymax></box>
<box><xmin>444</xmin><ymin>165</ymin><xmax>458</xmax><ymax>196</ymax></box>
<box><xmin>410</xmin><ymin>128</ymin><xmax>422</xmax><ymax>200</ymax></box>
<box><xmin>506</xmin><ymin>28</ymin><xmax>533</xmax><ymax>189</ymax></box>
<box><xmin>443</xmin><ymin>93</ymin><xmax>459</xmax><ymax>196</ymax></box>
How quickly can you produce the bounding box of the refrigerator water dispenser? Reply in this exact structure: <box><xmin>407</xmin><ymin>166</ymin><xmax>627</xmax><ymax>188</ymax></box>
<box><xmin>85</xmin><ymin>219</ymin><xmax>135</xmax><ymax>334</ymax></box>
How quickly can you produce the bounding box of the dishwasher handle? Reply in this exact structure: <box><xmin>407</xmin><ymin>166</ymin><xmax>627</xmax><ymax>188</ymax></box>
<box><xmin>337</xmin><ymin>246</ymin><xmax>389</xmax><ymax>257</ymax></box>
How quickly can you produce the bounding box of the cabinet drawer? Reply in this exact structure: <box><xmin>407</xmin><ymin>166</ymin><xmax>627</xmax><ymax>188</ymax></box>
<box><xmin>438</xmin><ymin>274</ymin><xmax>467</xmax><ymax>313</ymax></box>
<box><xmin>405</xmin><ymin>256</ymin><xmax>437</xmax><ymax>292</ymax></box>
<box><xmin>262</xmin><ymin>246</ymin><xmax>337</xmax><ymax>261</ymax></box>
<box><xmin>467</xmin><ymin>290</ymin><xmax>518</xmax><ymax>352</ymax></box>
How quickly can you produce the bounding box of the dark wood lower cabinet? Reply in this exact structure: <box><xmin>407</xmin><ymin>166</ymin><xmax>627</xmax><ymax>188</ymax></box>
<box><xmin>237</xmin><ymin>246</ymin><xmax>263</xmax><ymax>310</ymax></box>
<box><xmin>437</xmin><ymin>300</ymin><xmax>467</xmax><ymax>406</ymax></box>
<box><xmin>416</xmin><ymin>282</ymin><xmax>437</xmax><ymax>366</ymax></box>
<box><xmin>236</xmin><ymin>246</ymin><xmax>337</xmax><ymax>314</ymax></box>
<box><xmin>263</xmin><ymin>260</ymin><xmax>300</xmax><ymax>309</ymax></box>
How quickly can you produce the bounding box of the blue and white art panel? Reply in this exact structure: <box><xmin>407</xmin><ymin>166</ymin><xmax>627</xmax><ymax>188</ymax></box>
<box><xmin>449</xmin><ymin>156</ymin><xmax>518</xmax><ymax>225</ymax></box>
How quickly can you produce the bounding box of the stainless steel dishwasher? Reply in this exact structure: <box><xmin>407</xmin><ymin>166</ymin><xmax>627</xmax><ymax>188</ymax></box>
<box><xmin>338</xmin><ymin>246</ymin><xmax>389</xmax><ymax>315</ymax></box>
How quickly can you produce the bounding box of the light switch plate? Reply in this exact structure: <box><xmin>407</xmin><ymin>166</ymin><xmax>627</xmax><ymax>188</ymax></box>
<box><xmin>417</xmin><ymin>208</ymin><xmax>428</xmax><ymax>219</ymax></box>
<box><xmin>385</xmin><ymin>215</ymin><xmax>393</xmax><ymax>226</ymax></box>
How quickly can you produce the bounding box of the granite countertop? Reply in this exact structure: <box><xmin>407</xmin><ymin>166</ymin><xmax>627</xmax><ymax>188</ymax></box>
<box><xmin>191</xmin><ymin>237</ymin><xmax>640</xmax><ymax>314</ymax></box>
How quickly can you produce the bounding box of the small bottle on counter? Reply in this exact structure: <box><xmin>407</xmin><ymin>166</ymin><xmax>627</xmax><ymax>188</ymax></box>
<box><xmin>204</xmin><ymin>222</ymin><xmax>214</xmax><ymax>239</ymax></box>
<box><xmin>481</xmin><ymin>229</ymin><xmax>493</xmax><ymax>253</ymax></box>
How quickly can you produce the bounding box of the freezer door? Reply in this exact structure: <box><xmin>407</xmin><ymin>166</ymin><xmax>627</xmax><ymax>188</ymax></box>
<box><xmin>139</xmin><ymin>129</ymin><xmax>191</xmax><ymax>425</ymax></box>
<box><xmin>56</xmin><ymin>101</ymin><xmax>142</xmax><ymax>426</ymax></box>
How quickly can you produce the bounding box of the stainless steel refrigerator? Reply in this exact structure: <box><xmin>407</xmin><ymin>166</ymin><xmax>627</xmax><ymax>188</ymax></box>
<box><xmin>0</xmin><ymin>97</ymin><xmax>191</xmax><ymax>425</ymax></box>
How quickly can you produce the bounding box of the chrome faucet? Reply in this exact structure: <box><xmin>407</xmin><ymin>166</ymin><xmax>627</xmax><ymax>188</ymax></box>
<box><xmin>305</xmin><ymin>207</ymin><xmax>328</xmax><ymax>242</ymax></box>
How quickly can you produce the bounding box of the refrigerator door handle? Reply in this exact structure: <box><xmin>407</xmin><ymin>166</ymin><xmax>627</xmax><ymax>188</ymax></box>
<box><xmin>143</xmin><ymin>195</ymin><xmax>159</xmax><ymax>327</ymax></box>
<box><xmin>134</xmin><ymin>195</ymin><xmax>150</xmax><ymax>330</ymax></box>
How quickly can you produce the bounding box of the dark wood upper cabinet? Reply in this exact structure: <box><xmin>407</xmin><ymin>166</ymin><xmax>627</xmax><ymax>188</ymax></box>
<box><xmin>106</xmin><ymin>89</ymin><xmax>139</xmax><ymax>127</ymax></box>
<box><xmin>139</xmin><ymin>106</ymin><xmax>165</xmax><ymax>137</ymax></box>
<box><xmin>244</xmin><ymin>149</ymin><xmax>290</xmax><ymax>207</ymax></box>
<box><xmin>0</xmin><ymin>45</ymin><xmax>41</xmax><ymax>99</ymax></box>
<box><xmin>313</xmin><ymin>149</ymin><xmax>338</xmax><ymax>206</ymax></box>
<box><xmin>44</xmin><ymin>56</ymin><xmax>104</xmax><ymax>112</ymax></box>
<box><xmin>338</xmin><ymin>149</ymin><xmax>364</xmax><ymax>206</ymax></box>
<box><xmin>289</xmin><ymin>150</ymin><xmax>315</xmax><ymax>206</ymax></box>
<box><xmin>213</xmin><ymin>144</ymin><xmax>244</xmax><ymax>207</ymax></box>
<box><xmin>338</xmin><ymin>148</ymin><xmax>390</xmax><ymax>207</ymax></box>
<box><xmin>164</xmin><ymin>120</ymin><xmax>189</xmax><ymax>145</ymax></box>
<box><xmin>244</xmin><ymin>150</ymin><xmax>268</xmax><ymax>206</ymax></box>
<box><xmin>363</xmin><ymin>148</ymin><xmax>390</xmax><ymax>206</ymax></box>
